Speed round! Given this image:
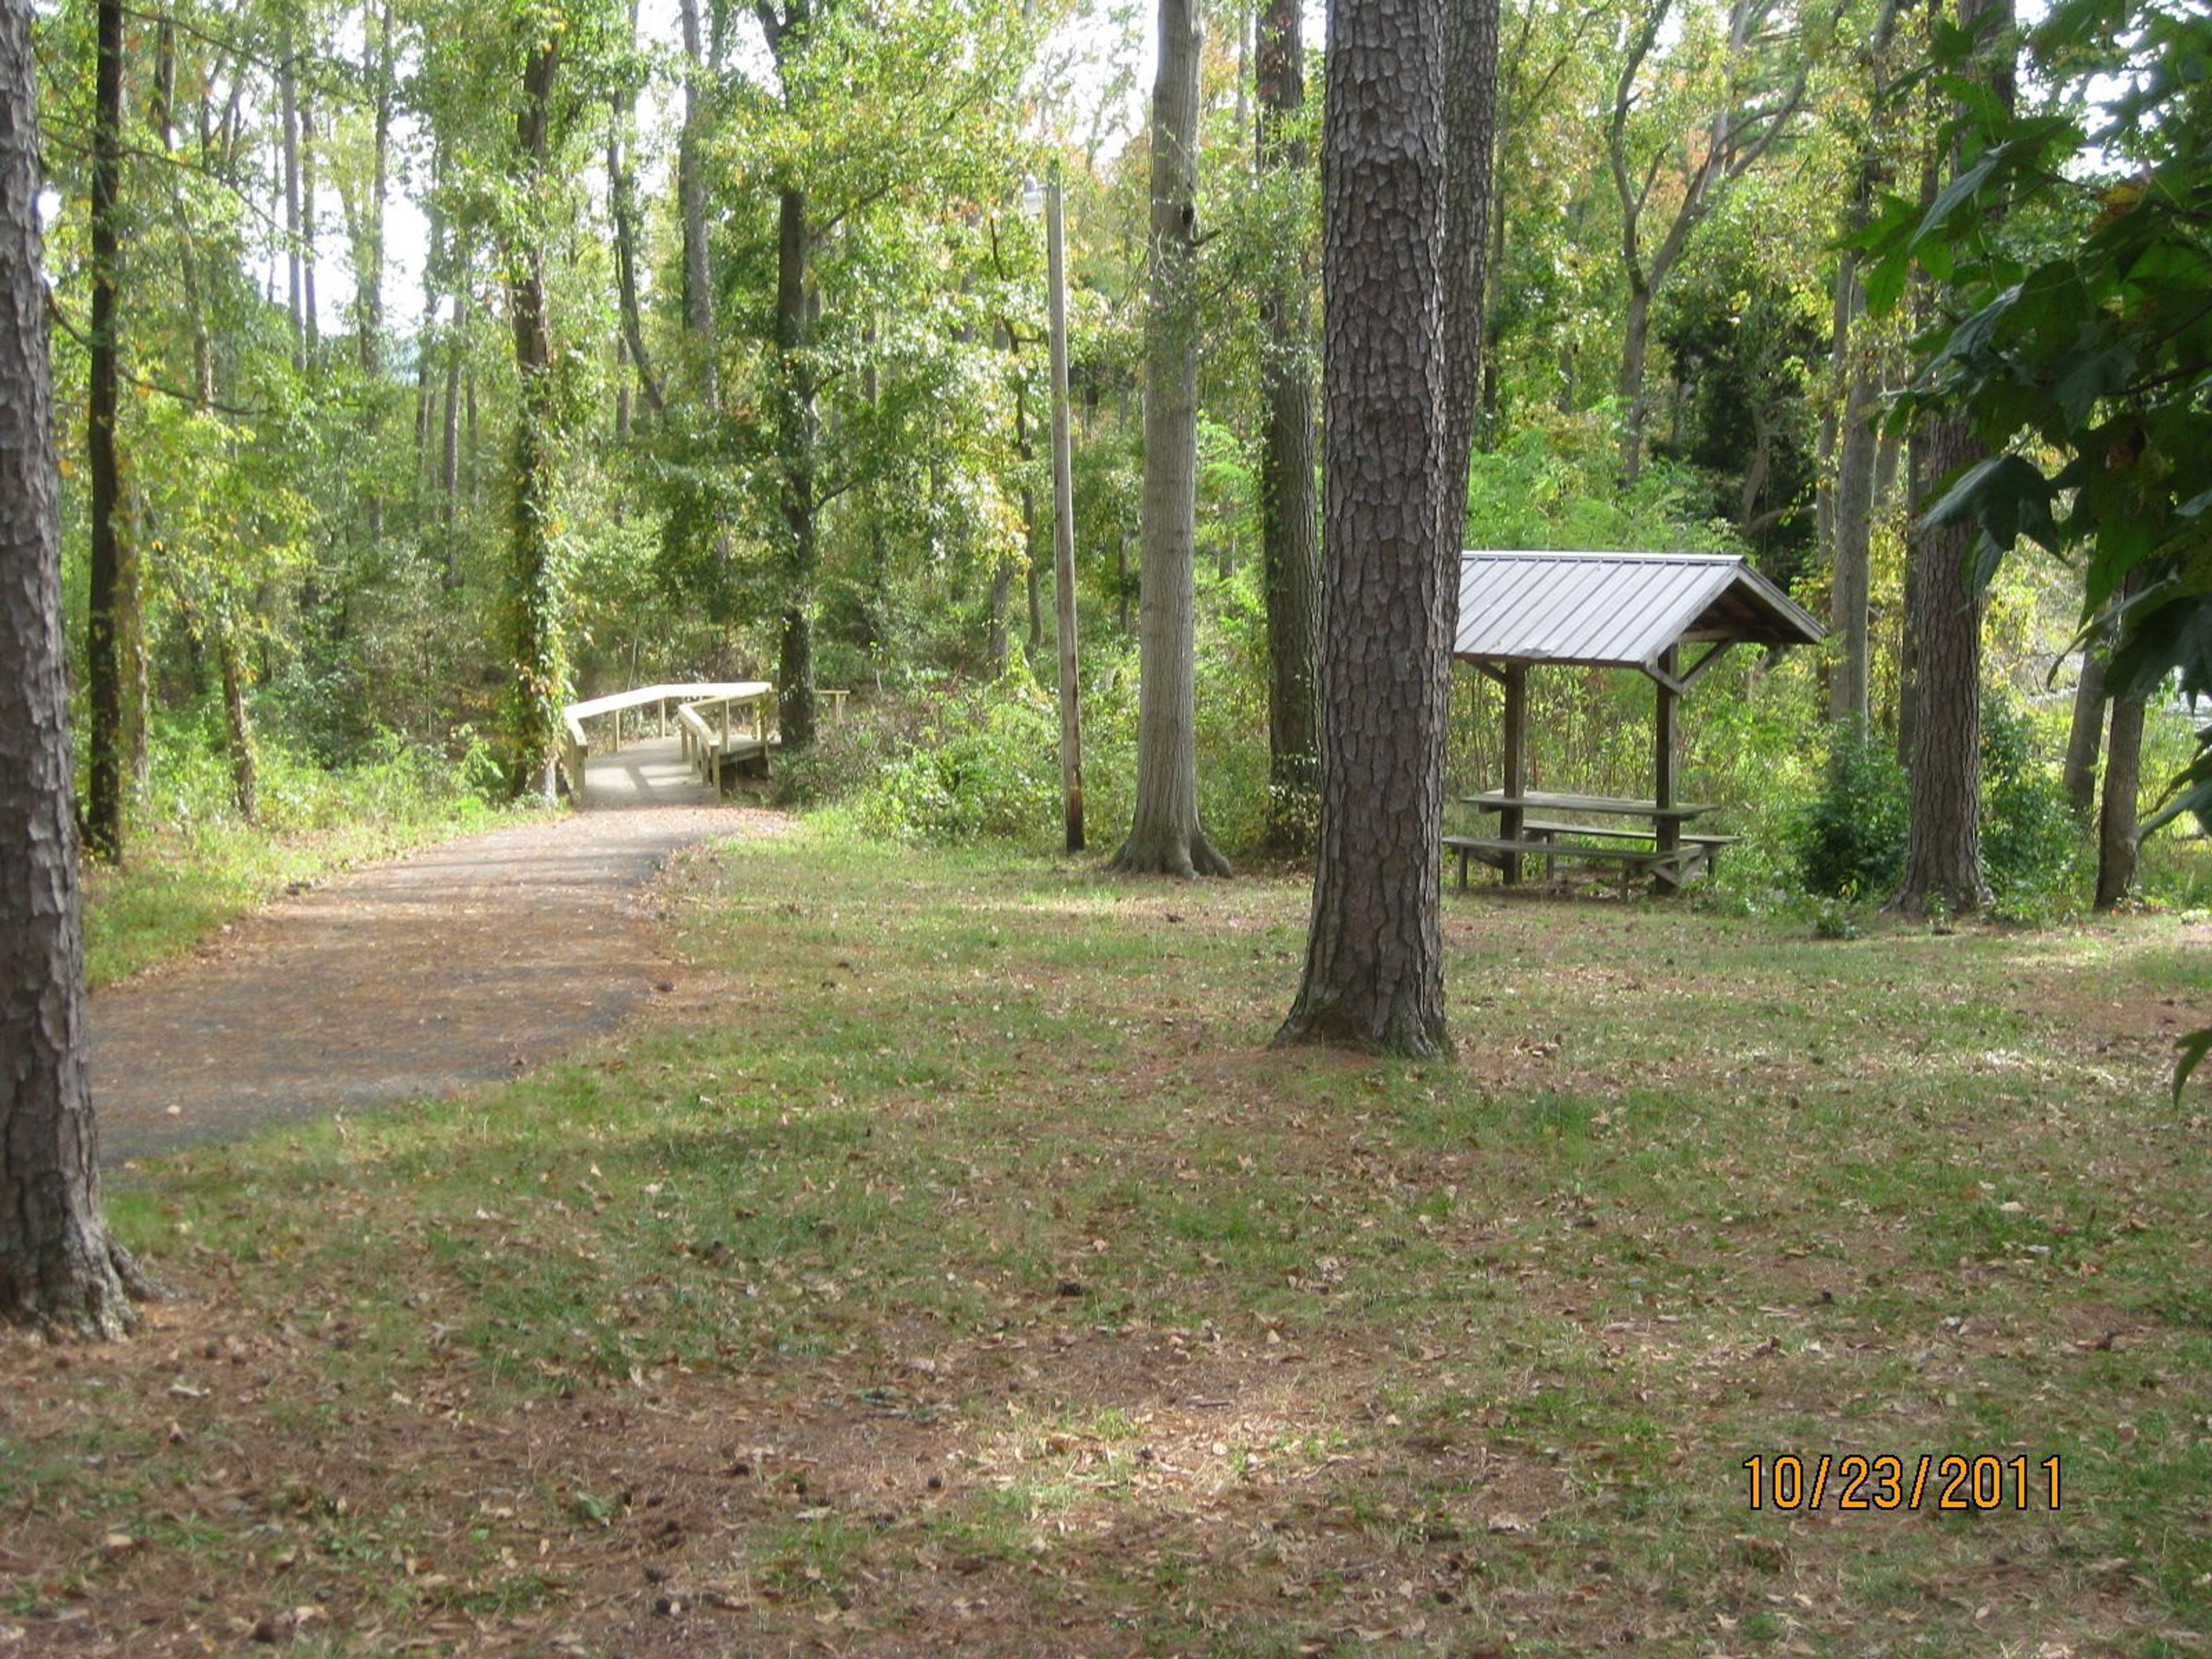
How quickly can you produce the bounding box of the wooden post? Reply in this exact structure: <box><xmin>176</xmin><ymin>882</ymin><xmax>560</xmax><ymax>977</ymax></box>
<box><xmin>1048</xmin><ymin>171</ymin><xmax>1085</xmax><ymax>853</ymax></box>
<box><xmin>1654</xmin><ymin>646</ymin><xmax>1679</xmax><ymax>861</ymax></box>
<box><xmin>658</xmin><ymin>697</ymin><xmax>666</xmax><ymax>738</ymax></box>
<box><xmin>1501</xmin><ymin>661</ymin><xmax>1527</xmax><ymax>885</ymax></box>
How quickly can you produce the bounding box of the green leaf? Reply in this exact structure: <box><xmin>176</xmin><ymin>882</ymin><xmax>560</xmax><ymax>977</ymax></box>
<box><xmin>2175</xmin><ymin>1028</ymin><xmax>2212</xmax><ymax>1105</ymax></box>
<box><xmin>2052</xmin><ymin>344</ymin><xmax>2134</xmax><ymax>430</ymax></box>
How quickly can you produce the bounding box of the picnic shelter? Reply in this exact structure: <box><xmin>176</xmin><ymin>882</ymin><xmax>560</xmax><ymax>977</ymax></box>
<box><xmin>1449</xmin><ymin>549</ymin><xmax>1826</xmax><ymax>891</ymax></box>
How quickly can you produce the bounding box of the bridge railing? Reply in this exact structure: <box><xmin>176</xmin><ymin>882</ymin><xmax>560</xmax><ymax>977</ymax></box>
<box><xmin>559</xmin><ymin>681</ymin><xmax>774</xmax><ymax>804</ymax></box>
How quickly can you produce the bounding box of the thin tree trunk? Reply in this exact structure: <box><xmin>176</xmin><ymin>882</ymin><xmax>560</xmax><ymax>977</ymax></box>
<box><xmin>1115</xmin><ymin>0</ymin><xmax>1227</xmax><ymax>876</ymax></box>
<box><xmin>0</xmin><ymin>0</ymin><xmax>145</xmax><ymax>1333</ymax></box>
<box><xmin>1616</xmin><ymin>280</ymin><xmax>1654</xmax><ymax>483</ymax></box>
<box><xmin>1280</xmin><ymin>0</ymin><xmax>1466</xmax><ymax>1054</ymax></box>
<box><xmin>2062</xmin><ymin>639</ymin><xmax>2107</xmax><ymax>823</ymax></box>
<box><xmin>84</xmin><ymin>0</ymin><xmax>125</xmax><ymax>863</ymax></box>
<box><xmin>501</xmin><ymin>39</ymin><xmax>568</xmax><ymax>799</ymax></box>
<box><xmin>415</xmin><ymin>197</ymin><xmax>442</xmax><ymax>472</ymax></box>
<box><xmin>300</xmin><ymin>88</ymin><xmax>319</xmax><ymax>357</ymax></box>
<box><xmin>216</xmin><ymin>617</ymin><xmax>256</xmax><ymax>821</ymax></box>
<box><xmin>2096</xmin><ymin>680</ymin><xmax>2143</xmax><ymax>910</ymax></box>
<box><xmin>281</xmin><ymin>38</ymin><xmax>304</xmax><ymax>372</ymax></box>
<box><xmin>677</xmin><ymin>0</ymin><xmax>717</xmax><ymax>408</ymax></box>
<box><xmin>608</xmin><ymin>0</ymin><xmax>665</xmax><ymax>418</ymax></box>
<box><xmin>775</xmin><ymin>184</ymin><xmax>818</xmax><ymax>749</ymax></box>
<box><xmin>441</xmin><ymin>285</ymin><xmax>466</xmax><ymax>587</ymax></box>
<box><xmin>1256</xmin><ymin>0</ymin><xmax>1321</xmax><ymax>853</ymax></box>
<box><xmin>1829</xmin><ymin>300</ymin><xmax>1880</xmax><ymax>725</ymax></box>
<box><xmin>358</xmin><ymin>0</ymin><xmax>391</xmax><ymax>374</ymax></box>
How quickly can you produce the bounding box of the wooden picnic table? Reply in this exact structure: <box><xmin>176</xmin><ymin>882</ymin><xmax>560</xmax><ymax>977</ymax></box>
<box><xmin>1450</xmin><ymin>790</ymin><xmax>1735</xmax><ymax>894</ymax></box>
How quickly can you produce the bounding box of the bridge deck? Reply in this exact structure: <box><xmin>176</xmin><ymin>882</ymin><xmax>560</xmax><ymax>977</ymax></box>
<box><xmin>581</xmin><ymin>736</ymin><xmax>718</xmax><ymax>808</ymax></box>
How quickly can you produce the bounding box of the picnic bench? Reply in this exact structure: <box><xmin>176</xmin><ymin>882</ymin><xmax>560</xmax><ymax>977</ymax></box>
<box><xmin>1450</xmin><ymin>790</ymin><xmax>1740</xmax><ymax>896</ymax></box>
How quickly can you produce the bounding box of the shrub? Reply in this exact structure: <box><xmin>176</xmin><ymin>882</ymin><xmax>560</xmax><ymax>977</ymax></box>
<box><xmin>1980</xmin><ymin>690</ymin><xmax>2084</xmax><ymax>920</ymax></box>
<box><xmin>1791</xmin><ymin>721</ymin><xmax>1910</xmax><ymax>900</ymax></box>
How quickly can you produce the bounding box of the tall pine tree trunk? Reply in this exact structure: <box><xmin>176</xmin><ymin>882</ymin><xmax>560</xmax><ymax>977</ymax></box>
<box><xmin>0</xmin><ymin>1</ymin><xmax>145</xmax><ymax>1334</ymax></box>
<box><xmin>1255</xmin><ymin>0</ymin><xmax>1321</xmax><ymax>853</ymax></box>
<box><xmin>84</xmin><ymin>0</ymin><xmax>124</xmax><ymax>862</ymax></box>
<box><xmin>1281</xmin><ymin>0</ymin><xmax>1491</xmax><ymax>1053</ymax></box>
<box><xmin>1891</xmin><ymin>0</ymin><xmax>2010</xmax><ymax>916</ymax></box>
<box><xmin>1115</xmin><ymin>0</ymin><xmax>1227</xmax><ymax>876</ymax></box>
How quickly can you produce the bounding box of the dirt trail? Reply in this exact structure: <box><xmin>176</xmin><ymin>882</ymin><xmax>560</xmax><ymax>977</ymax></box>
<box><xmin>89</xmin><ymin>805</ymin><xmax>779</xmax><ymax>1166</ymax></box>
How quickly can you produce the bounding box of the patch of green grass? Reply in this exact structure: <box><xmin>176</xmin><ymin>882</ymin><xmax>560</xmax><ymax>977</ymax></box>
<box><xmin>39</xmin><ymin>824</ymin><xmax>2212</xmax><ymax>1657</ymax></box>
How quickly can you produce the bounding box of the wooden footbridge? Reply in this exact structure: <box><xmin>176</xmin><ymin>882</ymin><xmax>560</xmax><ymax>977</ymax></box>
<box><xmin>560</xmin><ymin>682</ymin><xmax>776</xmax><ymax>806</ymax></box>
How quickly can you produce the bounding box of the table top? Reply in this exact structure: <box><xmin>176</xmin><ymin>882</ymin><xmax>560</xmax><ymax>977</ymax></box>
<box><xmin>1465</xmin><ymin>790</ymin><xmax>1717</xmax><ymax>821</ymax></box>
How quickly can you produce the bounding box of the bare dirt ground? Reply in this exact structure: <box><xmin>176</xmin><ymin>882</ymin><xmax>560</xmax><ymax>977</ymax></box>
<box><xmin>88</xmin><ymin>802</ymin><xmax>784</xmax><ymax>1165</ymax></box>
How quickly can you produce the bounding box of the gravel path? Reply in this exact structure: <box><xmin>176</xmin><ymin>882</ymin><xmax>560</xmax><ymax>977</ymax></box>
<box><xmin>89</xmin><ymin>801</ymin><xmax>777</xmax><ymax>1166</ymax></box>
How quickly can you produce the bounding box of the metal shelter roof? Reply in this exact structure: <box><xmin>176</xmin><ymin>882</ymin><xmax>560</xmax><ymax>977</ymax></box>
<box><xmin>1454</xmin><ymin>550</ymin><xmax>1824</xmax><ymax>677</ymax></box>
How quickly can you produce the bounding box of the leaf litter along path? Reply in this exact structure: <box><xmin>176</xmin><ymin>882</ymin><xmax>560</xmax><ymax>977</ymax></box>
<box><xmin>89</xmin><ymin>798</ymin><xmax>785</xmax><ymax>1165</ymax></box>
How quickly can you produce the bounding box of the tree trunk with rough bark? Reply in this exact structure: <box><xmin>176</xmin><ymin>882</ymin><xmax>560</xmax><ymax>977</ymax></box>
<box><xmin>1441</xmin><ymin>0</ymin><xmax>1499</xmax><ymax>525</ymax></box>
<box><xmin>0</xmin><ymin>3</ymin><xmax>146</xmax><ymax>1334</ymax></box>
<box><xmin>1281</xmin><ymin>0</ymin><xmax>1480</xmax><ymax>1055</ymax></box>
<box><xmin>1115</xmin><ymin>0</ymin><xmax>1227</xmax><ymax>876</ymax></box>
<box><xmin>1891</xmin><ymin>0</ymin><xmax>2009</xmax><ymax>916</ymax></box>
<box><xmin>84</xmin><ymin>0</ymin><xmax>124</xmax><ymax>863</ymax></box>
<box><xmin>1256</xmin><ymin>0</ymin><xmax>1320</xmax><ymax>851</ymax></box>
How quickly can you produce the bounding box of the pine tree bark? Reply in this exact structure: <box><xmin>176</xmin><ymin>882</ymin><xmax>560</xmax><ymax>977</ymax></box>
<box><xmin>1891</xmin><ymin>0</ymin><xmax>2009</xmax><ymax>916</ymax></box>
<box><xmin>1115</xmin><ymin>0</ymin><xmax>1228</xmax><ymax>876</ymax></box>
<box><xmin>1</xmin><ymin>2</ymin><xmax>145</xmax><ymax>1334</ymax></box>
<box><xmin>1441</xmin><ymin>0</ymin><xmax>1499</xmax><ymax>529</ymax></box>
<box><xmin>84</xmin><ymin>0</ymin><xmax>124</xmax><ymax>863</ymax></box>
<box><xmin>1279</xmin><ymin>0</ymin><xmax>1465</xmax><ymax>1054</ymax></box>
<box><xmin>1255</xmin><ymin>0</ymin><xmax>1321</xmax><ymax>853</ymax></box>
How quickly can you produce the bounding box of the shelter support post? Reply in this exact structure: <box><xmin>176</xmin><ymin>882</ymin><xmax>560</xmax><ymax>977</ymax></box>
<box><xmin>1654</xmin><ymin>646</ymin><xmax>1679</xmax><ymax>861</ymax></box>
<box><xmin>1502</xmin><ymin>662</ymin><xmax>1528</xmax><ymax>885</ymax></box>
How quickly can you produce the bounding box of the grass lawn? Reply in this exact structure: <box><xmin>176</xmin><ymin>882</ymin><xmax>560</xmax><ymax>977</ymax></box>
<box><xmin>7</xmin><ymin>823</ymin><xmax>2210</xmax><ymax>1656</ymax></box>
